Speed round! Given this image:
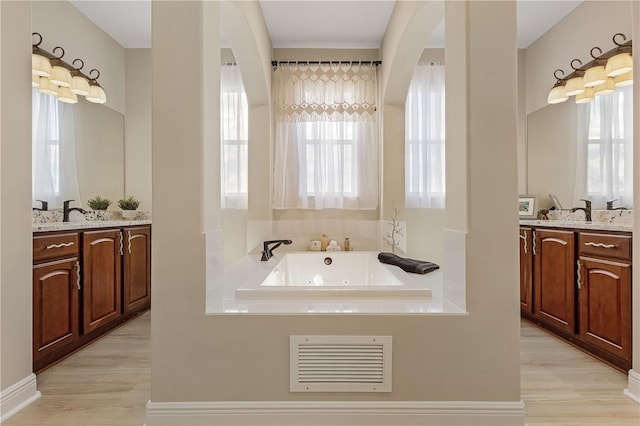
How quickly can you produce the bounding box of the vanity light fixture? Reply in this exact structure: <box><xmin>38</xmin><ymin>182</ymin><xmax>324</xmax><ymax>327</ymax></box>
<box><xmin>614</xmin><ymin>70</ymin><xmax>633</xmax><ymax>87</ymax></box>
<box><xmin>547</xmin><ymin>33</ymin><xmax>632</xmax><ymax>105</ymax></box>
<box><xmin>32</xmin><ymin>32</ymin><xmax>107</xmax><ymax>104</ymax></box>
<box><xmin>575</xmin><ymin>87</ymin><xmax>595</xmax><ymax>104</ymax></box>
<box><xmin>547</xmin><ymin>69</ymin><xmax>569</xmax><ymax>104</ymax></box>
<box><xmin>594</xmin><ymin>77</ymin><xmax>616</xmax><ymax>96</ymax></box>
<box><xmin>564</xmin><ymin>59</ymin><xmax>586</xmax><ymax>96</ymax></box>
<box><xmin>583</xmin><ymin>48</ymin><xmax>607</xmax><ymax>87</ymax></box>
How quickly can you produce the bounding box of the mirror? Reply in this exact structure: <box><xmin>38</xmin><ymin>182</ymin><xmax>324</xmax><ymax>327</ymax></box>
<box><xmin>73</xmin><ymin>101</ymin><xmax>125</xmax><ymax>209</ymax></box>
<box><xmin>526</xmin><ymin>101</ymin><xmax>578</xmax><ymax>211</ymax></box>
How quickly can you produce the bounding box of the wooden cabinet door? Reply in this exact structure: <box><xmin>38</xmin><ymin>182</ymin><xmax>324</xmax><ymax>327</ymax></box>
<box><xmin>82</xmin><ymin>229</ymin><xmax>122</xmax><ymax>334</ymax></box>
<box><xmin>578</xmin><ymin>257</ymin><xmax>632</xmax><ymax>361</ymax></box>
<box><xmin>33</xmin><ymin>258</ymin><xmax>79</xmax><ymax>361</ymax></box>
<box><xmin>533</xmin><ymin>229</ymin><xmax>576</xmax><ymax>333</ymax></box>
<box><xmin>519</xmin><ymin>227</ymin><xmax>533</xmax><ymax>314</ymax></box>
<box><xmin>122</xmin><ymin>226</ymin><xmax>151</xmax><ymax>314</ymax></box>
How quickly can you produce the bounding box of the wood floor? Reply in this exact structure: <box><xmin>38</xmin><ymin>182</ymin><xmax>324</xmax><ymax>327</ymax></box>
<box><xmin>4</xmin><ymin>312</ymin><xmax>640</xmax><ymax>425</ymax></box>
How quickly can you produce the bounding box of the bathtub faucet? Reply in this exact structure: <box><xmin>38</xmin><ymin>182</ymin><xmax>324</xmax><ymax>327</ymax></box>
<box><xmin>261</xmin><ymin>239</ymin><xmax>292</xmax><ymax>261</ymax></box>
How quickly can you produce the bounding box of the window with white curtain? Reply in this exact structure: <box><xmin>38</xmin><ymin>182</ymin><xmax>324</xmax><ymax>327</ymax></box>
<box><xmin>574</xmin><ymin>86</ymin><xmax>633</xmax><ymax>208</ymax></box>
<box><xmin>220</xmin><ymin>64</ymin><xmax>248</xmax><ymax>209</ymax></box>
<box><xmin>405</xmin><ymin>63</ymin><xmax>445</xmax><ymax>209</ymax></box>
<box><xmin>32</xmin><ymin>88</ymin><xmax>80</xmax><ymax>209</ymax></box>
<box><xmin>272</xmin><ymin>62</ymin><xmax>378</xmax><ymax>210</ymax></box>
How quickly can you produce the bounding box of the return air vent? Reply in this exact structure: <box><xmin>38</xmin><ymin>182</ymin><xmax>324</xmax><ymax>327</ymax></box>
<box><xmin>290</xmin><ymin>335</ymin><xmax>392</xmax><ymax>392</ymax></box>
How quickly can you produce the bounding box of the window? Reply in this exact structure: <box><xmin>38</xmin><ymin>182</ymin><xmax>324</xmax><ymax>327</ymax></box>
<box><xmin>220</xmin><ymin>64</ymin><xmax>248</xmax><ymax>209</ymax></box>
<box><xmin>405</xmin><ymin>63</ymin><xmax>446</xmax><ymax>209</ymax></box>
<box><xmin>272</xmin><ymin>62</ymin><xmax>378</xmax><ymax>210</ymax></box>
<box><xmin>575</xmin><ymin>86</ymin><xmax>633</xmax><ymax>208</ymax></box>
<box><xmin>32</xmin><ymin>88</ymin><xmax>79</xmax><ymax>208</ymax></box>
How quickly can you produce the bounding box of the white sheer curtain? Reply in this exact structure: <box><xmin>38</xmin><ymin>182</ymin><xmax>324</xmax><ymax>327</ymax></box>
<box><xmin>32</xmin><ymin>88</ymin><xmax>80</xmax><ymax>209</ymax></box>
<box><xmin>272</xmin><ymin>62</ymin><xmax>378</xmax><ymax>210</ymax></box>
<box><xmin>574</xmin><ymin>86</ymin><xmax>633</xmax><ymax>208</ymax></box>
<box><xmin>220</xmin><ymin>64</ymin><xmax>248</xmax><ymax>209</ymax></box>
<box><xmin>405</xmin><ymin>63</ymin><xmax>445</xmax><ymax>209</ymax></box>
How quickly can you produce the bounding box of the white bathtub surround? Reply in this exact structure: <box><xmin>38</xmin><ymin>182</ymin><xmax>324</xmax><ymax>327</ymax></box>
<box><xmin>209</xmin><ymin>251</ymin><xmax>463</xmax><ymax>314</ymax></box>
<box><xmin>205</xmin><ymin>230</ymin><xmax>225</xmax><ymax>312</ymax></box>
<box><xmin>0</xmin><ymin>374</ymin><xmax>41</xmax><ymax>422</ymax></box>
<box><xmin>145</xmin><ymin>400</ymin><xmax>526</xmax><ymax>426</ymax></box>
<box><xmin>442</xmin><ymin>229</ymin><xmax>467</xmax><ymax>312</ymax></box>
<box><xmin>236</xmin><ymin>252</ymin><xmax>432</xmax><ymax>299</ymax></box>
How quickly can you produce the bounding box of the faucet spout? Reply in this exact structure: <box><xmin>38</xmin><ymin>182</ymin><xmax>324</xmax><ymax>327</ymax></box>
<box><xmin>570</xmin><ymin>199</ymin><xmax>592</xmax><ymax>222</ymax></box>
<box><xmin>63</xmin><ymin>200</ymin><xmax>87</xmax><ymax>222</ymax></box>
<box><xmin>261</xmin><ymin>239</ymin><xmax>293</xmax><ymax>261</ymax></box>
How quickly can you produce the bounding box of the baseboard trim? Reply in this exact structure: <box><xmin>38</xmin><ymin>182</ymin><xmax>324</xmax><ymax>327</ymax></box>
<box><xmin>0</xmin><ymin>373</ymin><xmax>41</xmax><ymax>422</ymax></box>
<box><xmin>624</xmin><ymin>369</ymin><xmax>640</xmax><ymax>403</ymax></box>
<box><xmin>145</xmin><ymin>400</ymin><xmax>526</xmax><ymax>425</ymax></box>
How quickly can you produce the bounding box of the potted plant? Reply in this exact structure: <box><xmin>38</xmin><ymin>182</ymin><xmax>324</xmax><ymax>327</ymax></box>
<box><xmin>118</xmin><ymin>196</ymin><xmax>140</xmax><ymax>219</ymax></box>
<box><xmin>87</xmin><ymin>196</ymin><xmax>112</xmax><ymax>210</ymax></box>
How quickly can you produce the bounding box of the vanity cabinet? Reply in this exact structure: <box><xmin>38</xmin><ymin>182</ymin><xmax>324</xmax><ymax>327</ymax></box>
<box><xmin>533</xmin><ymin>228</ymin><xmax>576</xmax><ymax>333</ymax></box>
<box><xmin>520</xmin><ymin>224</ymin><xmax>632</xmax><ymax>371</ymax></box>
<box><xmin>82</xmin><ymin>229</ymin><xmax>122</xmax><ymax>334</ymax></box>
<box><xmin>577</xmin><ymin>232</ymin><xmax>632</xmax><ymax>363</ymax></box>
<box><xmin>122</xmin><ymin>226</ymin><xmax>151</xmax><ymax>314</ymax></box>
<box><xmin>32</xmin><ymin>232</ymin><xmax>80</xmax><ymax>363</ymax></box>
<box><xmin>519</xmin><ymin>227</ymin><xmax>533</xmax><ymax>314</ymax></box>
<box><xmin>32</xmin><ymin>224</ymin><xmax>151</xmax><ymax>372</ymax></box>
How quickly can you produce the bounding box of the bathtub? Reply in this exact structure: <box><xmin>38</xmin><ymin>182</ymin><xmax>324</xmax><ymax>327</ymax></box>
<box><xmin>234</xmin><ymin>251</ymin><xmax>434</xmax><ymax>299</ymax></box>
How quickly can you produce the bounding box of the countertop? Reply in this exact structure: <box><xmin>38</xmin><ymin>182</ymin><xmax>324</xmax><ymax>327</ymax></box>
<box><xmin>33</xmin><ymin>220</ymin><xmax>152</xmax><ymax>233</ymax></box>
<box><xmin>519</xmin><ymin>219</ymin><xmax>632</xmax><ymax>233</ymax></box>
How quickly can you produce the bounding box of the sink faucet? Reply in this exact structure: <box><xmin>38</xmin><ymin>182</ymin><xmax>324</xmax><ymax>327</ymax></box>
<box><xmin>33</xmin><ymin>200</ymin><xmax>48</xmax><ymax>211</ymax></box>
<box><xmin>606</xmin><ymin>199</ymin><xmax>628</xmax><ymax>210</ymax></box>
<box><xmin>261</xmin><ymin>239</ymin><xmax>292</xmax><ymax>261</ymax></box>
<box><xmin>570</xmin><ymin>199</ymin><xmax>591</xmax><ymax>222</ymax></box>
<box><xmin>63</xmin><ymin>200</ymin><xmax>87</xmax><ymax>222</ymax></box>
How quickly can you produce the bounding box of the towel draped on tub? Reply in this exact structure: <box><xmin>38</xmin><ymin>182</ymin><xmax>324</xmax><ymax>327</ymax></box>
<box><xmin>377</xmin><ymin>252</ymin><xmax>440</xmax><ymax>275</ymax></box>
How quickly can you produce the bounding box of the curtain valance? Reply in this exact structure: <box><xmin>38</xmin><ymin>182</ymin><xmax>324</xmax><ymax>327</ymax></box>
<box><xmin>273</xmin><ymin>62</ymin><xmax>377</xmax><ymax>122</ymax></box>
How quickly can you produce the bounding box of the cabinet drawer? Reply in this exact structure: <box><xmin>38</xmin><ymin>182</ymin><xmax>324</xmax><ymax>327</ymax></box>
<box><xmin>578</xmin><ymin>232</ymin><xmax>631</xmax><ymax>260</ymax></box>
<box><xmin>33</xmin><ymin>232</ymin><xmax>79</xmax><ymax>262</ymax></box>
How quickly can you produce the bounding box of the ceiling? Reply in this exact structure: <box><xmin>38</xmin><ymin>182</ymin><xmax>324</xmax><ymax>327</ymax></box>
<box><xmin>69</xmin><ymin>0</ymin><xmax>583</xmax><ymax>50</ymax></box>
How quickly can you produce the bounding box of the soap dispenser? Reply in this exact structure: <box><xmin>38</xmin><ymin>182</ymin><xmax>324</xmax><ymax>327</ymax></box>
<box><xmin>344</xmin><ymin>236</ymin><xmax>350</xmax><ymax>251</ymax></box>
<box><xmin>320</xmin><ymin>234</ymin><xmax>328</xmax><ymax>251</ymax></box>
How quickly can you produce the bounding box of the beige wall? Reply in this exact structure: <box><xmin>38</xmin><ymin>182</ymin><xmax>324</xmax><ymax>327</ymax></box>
<box><xmin>149</xmin><ymin>1</ymin><xmax>521</xmax><ymax>417</ymax></box>
<box><xmin>0</xmin><ymin>0</ymin><xmax>34</xmax><ymax>393</ymax></box>
<box><xmin>125</xmin><ymin>49</ymin><xmax>152</xmax><ymax>210</ymax></box>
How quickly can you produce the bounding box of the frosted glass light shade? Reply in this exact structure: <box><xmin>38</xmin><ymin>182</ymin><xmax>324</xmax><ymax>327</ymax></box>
<box><xmin>583</xmin><ymin>65</ymin><xmax>607</xmax><ymax>87</ymax></box>
<box><xmin>57</xmin><ymin>86</ymin><xmax>78</xmax><ymax>104</ymax></box>
<box><xmin>575</xmin><ymin>87</ymin><xmax>595</xmax><ymax>103</ymax></box>
<box><xmin>38</xmin><ymin>77</ymin><xmax>58</xmax><ymax>96</ymax></box>
<box><xmin>49</xmin><ymin>65</ymin><xmax>72</xmax><ymax>87</ymax></box>
<box><xmin>32</xmin><ymin>74</ymin><xmax>40</xmax><ymax>88</ymax></box>
<box><xmin>86</xmin><ymin>85</ymin><xmax>107</xmax><ymax>104</ymax></box>
<box><xmin>547</xmin><ymin>85</ymin><xmax>568</xmax><ymax>104</ymax></box>
<box><xmin>564</xmin><ymin>76</ymin><xmax>585</xmax><ymax>96</ymax></box>
<box><xmin>605</xmin><ymin>52</ymin><xmax>633</xmax><ymax>77</ymax></box>
<box><xmin>614</xmin><ymin>70</ymin><xmax>633</xmax><ymax>87</ymax></box>
<box><xmin>71</xmin><ymin>76</ymin><xmax>90</xmax><ymax>95</ymax></box>
<box><xmin>32</xmin><ymin>54</ymin><xmax>51</xmax><ymax>77</ymax></box>
<box><xmin>594</xmin><ymin>78</ymin><xmax>616</xmax><ymax>96</ymax></box>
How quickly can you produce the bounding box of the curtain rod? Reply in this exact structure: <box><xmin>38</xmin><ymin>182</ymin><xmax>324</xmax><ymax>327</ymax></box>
<box><xmin>271</xmin><ymin>60</ymin><xmax>381</xmax><ymax>67</ymax></box>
